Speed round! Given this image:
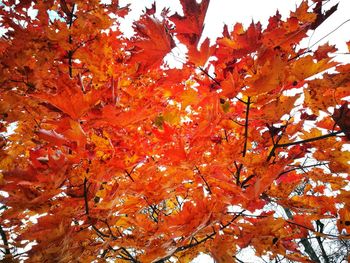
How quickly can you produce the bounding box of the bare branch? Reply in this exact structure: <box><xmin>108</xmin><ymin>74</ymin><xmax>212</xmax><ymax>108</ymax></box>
<box><xmin>0</xmin><ymin>224</ymin><xmax>11</xmax><ymax>257</ymax></box>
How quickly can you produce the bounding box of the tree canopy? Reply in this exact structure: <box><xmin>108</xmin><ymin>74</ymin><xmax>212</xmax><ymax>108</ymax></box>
<box><xmin>0</xmin><ymin>0</ymin><xmax>350</xmax><ymax>262</ymax></box>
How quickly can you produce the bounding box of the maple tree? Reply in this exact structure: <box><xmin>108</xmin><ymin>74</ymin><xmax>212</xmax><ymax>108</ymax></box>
<box><xmin>0</xmin><ymin>0</ymin><xmax>350</xmax><ymax>262</ymax></box>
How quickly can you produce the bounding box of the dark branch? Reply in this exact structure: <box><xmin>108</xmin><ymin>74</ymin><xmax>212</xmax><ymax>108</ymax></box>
<box><xmin>83</xmin><ymin>178</ymin><xmax>109</xmax><ymax>239</ymax></box>
<box><xmin>194</xmin><ymin>166</ymin><xmax>212</xmax><ymax>195</ymax></box>
<box><xmin>100</xmin><ymin>220</ymin><xmax>118</xmax><ymax>239</ymax></box>
<box><xmin>155</xmin><ymin>211</ymin><xmax>245</xmax><ymax>263</ymax></box>
<box><xmin>233</xmin><ymin>255</ymin><xmax>246</xmax><ymax>263</ymax></box>
<box><xmin>62</xmin><ymin>2</ymin><xmax>76</xmax><ymax>78</ymax></box>
<box><xmin>242</xmin><ymin>97</ymin><xmax>250</xmax><ymax>157</ymax></box>
<box><xmin>285</xmin><ymin>208</ymin><xmax>320</xmax><ymax>262</ymax></box>
<box><xmin>121</xmin><ymin>248</ymin><xmax>138</xmax><ymax>263</ymax></box>
<box><xmin>315</xmin><ymin>220</ymin><xmax>330</xmax><ymax>263</ymax></box>
<box><xmin>286</xmin><ymin>219</ymin><xmax>346</xmax><ymax>238</ymax></box>
<box><xmin>233</xmin><ymin>161</ymin><xmax>243</xmax><ymax>186</ymax></box>
<box><xmin>240</xmin><ymin>174</ymin><xmax>255</xmax><ymax>188</ymax></box>
<box><xmin>276</xmin><ymin>130</ymin><xmax>343</xmax><ymax>148</ymax></box>
<box><xmin>0</xmin><ymin>224</ymin><xmax>11</xmax><ymax>257</ymax></box>
<box><xmin>91</xmin><ymin>225</ymin><xmax>109</xmax><ymax>238</ymax></box>
<box><xmin>198</xmin><ymin>67</ymin><xmax>247</xmax><ymax>104</ymax></box>
<box><xmin>124</xmin><ymin>170</ymin><xmax>134</xmax><ymax>182</ymax></box>
<box><xmin>267</xmin><ymin>130</ymin><xmax>343</xmax><ymax>162</ymax></box>
<box><xmin>276</xmin><ymin>162</ymin><xmax>329</xmax><ymax>180</ymax></box>
<box><xmin>83</xmin><ymin>177</ymin><xmax>90</xmax><ymax>215</ymax></box>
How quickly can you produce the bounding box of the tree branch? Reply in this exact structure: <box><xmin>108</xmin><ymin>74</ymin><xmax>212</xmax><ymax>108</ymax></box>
<box><xmin>155</xmin><ymin>211</ymin><xmax>245</xmax><ymax>263</ymax></box>
<box><xmin>240</xmin><ymin>174</ymin><xmax>255</xmax><ymax>189</ymax></box>
<box><xmin>198</xmin><ymin>67</ymin><xmax>247</xmax><ymax>104</ymax></box>
<box><xmin>83</xmin><ymin>178</ymin><xmax>110</xmax><ymax>239</ymax></box>
<box><xmin>276</xmin><ymin>162</ymin><xmax>329</xmax><ymax>180</ymax></box>
<box><xmin>194</xmin><ymin>166</ymin><xmax>212</xmax><ymax>195</ymax></box>
<box><xmin>233</xmin><ymin>255</ymin><xmax>246</xmax><ymax>263</ymax></box>
<box><xmin>120</xmin><ymin>247</ymin><xmax>139</xmax><ymax>263</ymax></box>
<box><xmin>284</xmin><ymin>208</ymin><xmax>320</xmax><ymax>262</ymax></box>
<box><xmin>242</xmin><ymin>97</ymin><xmax>250</xmax><ymax>157</ymax></box>
<box><xmin>315</xmin><ymin>220</ymin><xmax>330</xmax><ymax>263</ymax></box>
<box><xmin>62</xmin><ymin>1</ymin><xmax>76</xmax><ymax>78</ymax></box>
<box><xmin>276</xmin><ymin>130</ymin><xmax>343</xmax><ymax>148</ymax></box>
<box><xmin>124</xmin><ymin>169</ymin><xmax>135</xmax><ymax>182</ymax></box>
<box><xmin>0</xmin><ymin>224</ymin><xmax>11</xmax><ymax>257</ymax></box>
<box><xmin>233</xmin><ymin>161</ymin><xmax>243</xmax><ymax>186</ymax></box>
<box><xmin>267</xmin><ymin>130</ymin><xmax>343</xmax><ymax>162</ymax></box>
<box><xmin>83</xmin><ymin>177</ymin><xmax>90</xmax><ymax>215</ymax></box>
<box><xmin>100</xmin><ymin>219</ymin><xmax>118</xmax><ymax>239</ymax></box>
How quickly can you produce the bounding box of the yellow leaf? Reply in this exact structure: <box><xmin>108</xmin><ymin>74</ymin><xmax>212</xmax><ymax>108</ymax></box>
<box><xmin>181</xmin><ymin>88</ymin><xmax>199</xmax><ymax>109</ymax></box>
<box><xmin>292</xmin><ymin>1</ymin><xmax>317</xmax><ymax>23</ymax></box>
<box><xmin>259</xmin><ymin>95</ymin><xmax>299</xmax><ymax>122</ymax></box>
<box><xmin>314</xmin><ymin>150</ymin><xmax>350</xmax><ymax>173</ymax></box>
<box><xmin>291</xmin><ymin>56</ymin><xmax>337</xmax><ymax>80</ymax></box>
<box><xmin>245</xmin><ymin>56</ymin><xmax>286</xmax><ymax>96</ymax></box>
<box><xmin>163</xmin><ymin>110</ymin><xmax>181</xmax><ymax>125</ymax></box>
<box><xmin>300</xmin><ymin>128</ymin><xmax>322</xmax><ymax>140</ymax></box>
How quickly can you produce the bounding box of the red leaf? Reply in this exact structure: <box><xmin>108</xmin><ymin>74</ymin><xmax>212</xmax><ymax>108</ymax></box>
<box><xmin>129</xmin><ymin>16</ymin><xmax>175</xmax><ymax>69</ymax></box>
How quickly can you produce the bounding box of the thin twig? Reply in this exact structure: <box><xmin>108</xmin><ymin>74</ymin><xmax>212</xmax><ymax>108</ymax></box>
<box><xmin>233</xmin><ymin>162</ymin><xmax>243</xmax><ymax>186</ymax></box>
<box><xmin>267</xmin><ymin>130</ymin><xmax>342</xmax><ymax>162</ymax></box>
<box><xmin>288</xmin><ymin>19</ymin><xmax>350</xmax><ymax>62</ymax></box>
<box><xmin>124</xmin><ymin>169</ymin><xmax>135</xmax><ymax>182</ymax></box>
<box><xmin>242</xmin><ymin>97</ymin><xmax>250</xmax><ymax>157</ymax></box>
<box><xmin>276</xmin><ymin>162</ymin><xmax>329</xmax><ymax>180</ymax></box>
<box><xmin>286</xmin><ymin>220</ymin><xmax>348</xmax><ymax>239</ymax></box>
<box><xmin>121</xmin><ymin>248</ymin><xmax>138</xmax><ymax>263</ymax></box>
<box><xmin>155</xmin><ymin>211</ymin><xmax>245</xmax><ymax>263</ymax></box>
<box><xmin>83</xmin><ymin>178</ymin><xmax>90</xmax><ymax>215</ymax></box>
<box><xmin>276</xmin><ymin>130</ymin><xmax>343</xmax><ymax>148</ymax></box>
<box><xmin>198</xmin><ymin>67</ymin><xmax>247</xmax><ymax>104</ymax></box>
<box><xmin>194</xmin><ymin>166</ymin><xmax>212</xmax><ymax>195</ymax></box>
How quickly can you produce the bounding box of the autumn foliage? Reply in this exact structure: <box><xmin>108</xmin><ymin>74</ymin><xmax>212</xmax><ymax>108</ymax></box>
<box><xmin>1</xmin><ymin>0</ymin><xmax>350</xmax><ymax>262</ymax></box>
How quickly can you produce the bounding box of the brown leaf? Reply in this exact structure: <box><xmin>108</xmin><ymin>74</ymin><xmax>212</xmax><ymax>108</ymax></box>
<box><xmin>332</xmin><ymin>102</ymin><xmax>350</xmax><ymax>140</ymax></box>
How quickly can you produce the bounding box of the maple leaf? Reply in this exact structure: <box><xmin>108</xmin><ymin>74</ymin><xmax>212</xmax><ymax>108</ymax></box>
<box><xmin>171</xmin><ymin>0</ymin><xmax>210</xmax><ymax>43</ymax></box>
<box><xmin>255</xmin><ymin>94</ymin><xmax>300</xmax><ymax>122</ymax></box>
<box><xmin>291</xmin><ymin>1</ymin><xmax>317</xmax><ymax>24</ymax></box>
<box><xmin>129</xmin><ymin>16</ymin><xmax>175</xmax><ymax>69</ymax></box>
<box><xmin>34</xmin><ymin>80</ymin><xmax>106</xmax><ymax>120</ymax></box>
<box><xmin>332</xmin><ymin>102</ymin><xmax>350</xmax><ymax>140</ymax></box>
<box><xmin>314</xmin><ymin>42</ymin><xmax>337</xmax><ymax>60</ymax></box>
<box><xmin>170</xmin><ymin>0</ymin><xmax>214</xmax><ymax>65</ymax></box>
